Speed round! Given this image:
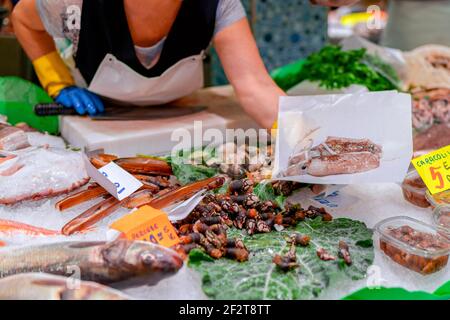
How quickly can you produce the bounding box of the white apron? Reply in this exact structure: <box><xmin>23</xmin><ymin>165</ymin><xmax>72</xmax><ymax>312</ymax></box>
<box><xmin>85</xmin><ymin>52</ymin><xmax>205</xmax><ymax>106</ymax></box>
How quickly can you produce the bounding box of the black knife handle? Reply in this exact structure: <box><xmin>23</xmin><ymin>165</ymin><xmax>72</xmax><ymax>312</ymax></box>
<box><xmin>34</xmin><ymin>103</ymin><xmax>78</xmax><ymax>116</ymax></box>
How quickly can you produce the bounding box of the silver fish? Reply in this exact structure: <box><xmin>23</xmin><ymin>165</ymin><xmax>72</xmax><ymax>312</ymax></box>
<box><xmin>0</xmin><ymin>273</ymin><xmax>130</xmax><ymax>300</ymax></box>
<box><xmin>0</xmin><ymin>240</ymin><xmax>183</xmax><ymax>287</ymax></box>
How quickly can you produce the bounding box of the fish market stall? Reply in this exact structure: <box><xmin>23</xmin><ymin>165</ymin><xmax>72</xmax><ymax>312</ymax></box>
<box><xmin>0</xmin><ymin>39</ymin><xmax>449</xmax><ymax>301</ymax></box>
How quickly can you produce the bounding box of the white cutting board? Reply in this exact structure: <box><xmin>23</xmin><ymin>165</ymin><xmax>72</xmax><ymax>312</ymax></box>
<box><xmin>60</xmin><ymin>86</ymin><xmax>260</xmax><ymax>157</ymax></box>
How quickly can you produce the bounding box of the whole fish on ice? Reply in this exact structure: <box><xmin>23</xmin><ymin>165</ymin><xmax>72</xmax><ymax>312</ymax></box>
<box><xmin>0</xmin><ymin>240</ymin><xmax>183</xmax><ymax>287</ymax></box>
<box><xmin>0</xmin><ymin>273</ymin><xmax>130</xmax><ymax>300</ymax></box>
<box><xmin>0</xmin><ymin>147</ymin><xmax>89</xmax><ymax>204</ymax></box>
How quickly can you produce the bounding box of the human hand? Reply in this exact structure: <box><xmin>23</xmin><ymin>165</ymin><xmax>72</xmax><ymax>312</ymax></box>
<box><xmin>55</xmin><ymin>87</ymin><xmax>105</xmax><ymax>115</ymax></box>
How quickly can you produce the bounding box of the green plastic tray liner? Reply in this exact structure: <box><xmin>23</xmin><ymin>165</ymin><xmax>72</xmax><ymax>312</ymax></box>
<box><xmin>0</xmin><ymin>76</ymin><xmax>59</xmax><ymax>134</ymax></box>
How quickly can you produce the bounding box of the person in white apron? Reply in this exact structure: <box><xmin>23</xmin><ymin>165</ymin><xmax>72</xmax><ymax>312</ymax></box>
<box><xmin>12</xmin><ymin>0</ymin><xmax>356</xmax><ymax>129</ymax></box>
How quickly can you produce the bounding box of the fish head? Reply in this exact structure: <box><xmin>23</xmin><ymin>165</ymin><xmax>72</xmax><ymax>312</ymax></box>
<box><xmin>113</xmin><ymin>241</ymin><xmax>184</xmax><ymax>284</ymax></box>
<box><xmin>134</xmin><ymin>242</ymin><xmax>184</xmax><ymax>274</ymax></box>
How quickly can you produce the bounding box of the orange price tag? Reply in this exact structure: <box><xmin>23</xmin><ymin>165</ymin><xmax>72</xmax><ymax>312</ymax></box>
<box><xmin>412</xmin><ymin>145</ymin><xmax>450</xmax><ymax>195</ymax></box>
<box><xmin>110</xmin><ymin>205</ymin><xmax>180</xmax><ymax>248</ymax></box>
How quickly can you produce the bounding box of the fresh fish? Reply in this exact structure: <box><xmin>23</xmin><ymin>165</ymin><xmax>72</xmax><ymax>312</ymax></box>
<box><xmin>0</xmin><ymin>273</ymin><xmax>130</xmax><ymax>300</ymax></box>
<box><xmin>0</xmin><ymin>240</ymin><xmax>183</xmax><ymax>287</ymax></box>
<box><xmin>0</xmin><ymin>219</ymin><xmax>61</xmax><ymax>237</ymax></box>
<box><xmin>0</xmin><ymin>147</ymin><xmax>89</xmax><ymax>204</ymax></box>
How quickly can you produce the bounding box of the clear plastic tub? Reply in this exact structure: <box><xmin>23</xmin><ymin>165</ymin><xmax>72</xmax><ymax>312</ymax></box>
<box><xmin>401</xmin><ymin>170</ymin><xmax>430</xmax><ymax>208</ymax></box>
<box><xmin>375</xmin><ymin>216</ymin><xmax>450</xmax><ymax>275</ymax></box>
<box><xmin>426</xmin><ymin>190</ymin><xmax>450</xmax><ymax>209</ymax></box>
<box><xmin>433</xmin><ymin>206</ymin><xmax>450</xmax><ymax>240</ymax></box>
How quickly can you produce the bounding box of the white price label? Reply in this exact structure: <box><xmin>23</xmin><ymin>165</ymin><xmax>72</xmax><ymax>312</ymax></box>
<box><xmin>83</xmin><ymin>155</ymin><xmax>142</xmax><ymax>201</ymax></box>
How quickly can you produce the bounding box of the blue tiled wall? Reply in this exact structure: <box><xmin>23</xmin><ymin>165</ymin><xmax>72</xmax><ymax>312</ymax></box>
<box><xmin>210</xmin><ymin>0</ymin><xmax>328</xmax><ymax>86</ymax></box>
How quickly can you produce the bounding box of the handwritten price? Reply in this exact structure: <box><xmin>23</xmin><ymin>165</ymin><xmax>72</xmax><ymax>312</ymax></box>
<box><xmin>101</xmin><ymin>171</ymin><xmax>126</xmax><ymax>195</ymax></box>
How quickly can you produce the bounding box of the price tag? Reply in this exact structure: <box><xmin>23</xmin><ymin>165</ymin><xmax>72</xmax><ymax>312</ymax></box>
<box><xmin>110</xmin><ymin>205</ymin><xmax>180</xmax><ymax>248</ymax></box>
<box><xmin>83</xmin><ymin>154</ymin><xmax>143</xmax><ymax>201</ymax></box>
<box><xmin>412</xmin><ymin>145</ymin><xmax>450</xmax><ymax>195</ymax></box>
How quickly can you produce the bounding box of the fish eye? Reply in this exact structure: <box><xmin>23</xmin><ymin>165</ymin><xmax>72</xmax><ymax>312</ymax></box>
<box><xmin>141</xmin><ymin>252</ymin><xmax>156</xmax><ymax>265</ymax></box>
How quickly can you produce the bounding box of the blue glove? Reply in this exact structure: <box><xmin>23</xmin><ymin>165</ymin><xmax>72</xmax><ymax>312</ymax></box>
<box><xmin>55</xmin><ymin>87</ymin><xmax>105</xmax><ymax>116</ymax></box>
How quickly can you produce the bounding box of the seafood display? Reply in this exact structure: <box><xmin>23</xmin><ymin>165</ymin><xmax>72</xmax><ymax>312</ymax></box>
<box><xmin>376</xmin><ymin>217</ymin><xmax>450</xmax><ymax>275</ymax></box>
<box><xmin>59</xmin><ymin>152</ymin><xmax>225</xmax><ymax>235</ymax></box>
<box><xmin>0</xmin><ymin>118</ymin><xmax>88</xmax><ymax>205</ymax></box>
<box><xmin>0</xmin><ymin>273</ymin><xmax>130</xmax><ymax>300</ymax></box>
<box><xmin>0</xmin><ymin>240</ymin><xmax>183</xmax><ymax>286</ymax></box>
<box><xmin>412</xmin><ymin>88</ymin><xmax>450</xmax><ymax>132</ymax></box>
<box><xmin>272</xmin><ymin>233</ymin><xmax>310</xmax><ymax>271</ymax></box>
<box><xmin>284</xmin><ymin>136</ymin><xmax>382</xmax><ymax>177</ymax></box>
<box><xmin>0</xmin><ymin>147</ymin><xmax>89</xmax><ymax>204</ymax></box>
<box><xmin>57</xmin><ymin>154</ymin><xmax>177</xmax><ymax>234</ymax></box>
<box><xmin>173</xmin><ymin>178</ymin><xmax>332</xmax><ymax>260</ymax></box>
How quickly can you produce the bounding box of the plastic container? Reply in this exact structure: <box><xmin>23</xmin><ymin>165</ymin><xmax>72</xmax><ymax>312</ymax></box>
<box><xmin>426</xmin><ymin>190</ymin><xmax>450</xmax><ymax>209</ymax></box>
<box><xmin>434</xmin><ymin>206</ymin><xmax>450</xmax><ymax>240</ymax></box>
<box><xmin>375</xmin><ymin>216</ymin><xmax>450</xmax><ymax>275</ymax></box>
<box><xmin>401</xmin><ymin>170</ymin><xmax>430</xmax><ymax>208</ymax></box>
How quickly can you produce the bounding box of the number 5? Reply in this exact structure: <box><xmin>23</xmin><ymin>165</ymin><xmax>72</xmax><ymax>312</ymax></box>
<box><xmin>430</xmin><ymin>166</ymin><xmax>444</xmax><ymax>189</ymax></box>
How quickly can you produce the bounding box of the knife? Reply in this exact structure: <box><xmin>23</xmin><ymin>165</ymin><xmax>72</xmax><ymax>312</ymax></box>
<box><xmin>34</xmin><ymin>103</ymin><xmax>78</xmax><ymax>116</ymax></box>
<box><xmin>34</xmin><ymin>103</ymin><xmax>207</xmax><ymax>120</ymax></box>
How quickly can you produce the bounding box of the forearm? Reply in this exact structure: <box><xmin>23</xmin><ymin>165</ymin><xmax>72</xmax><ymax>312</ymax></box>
<box><xmin>214</xmin><ymin>19</ymin><xmax>285</xmax><ymax>129</ymax></box>
<box><xmin>11</xmin><ymin>0</ymin><xmax>56</xmax><ymax>60</ymax></box>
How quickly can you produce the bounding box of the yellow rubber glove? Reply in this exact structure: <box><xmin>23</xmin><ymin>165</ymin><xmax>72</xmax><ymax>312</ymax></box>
<box><xmin>32</xmin><ymin>51</ymin><xmax>75</xmax><ymax>98</ymax></box>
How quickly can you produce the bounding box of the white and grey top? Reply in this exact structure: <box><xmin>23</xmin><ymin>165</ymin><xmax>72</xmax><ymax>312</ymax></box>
<box><xmin>36</xmin><ymin>0</ymin><xmax>246</xmax><ymax>68</ymax></box>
